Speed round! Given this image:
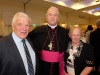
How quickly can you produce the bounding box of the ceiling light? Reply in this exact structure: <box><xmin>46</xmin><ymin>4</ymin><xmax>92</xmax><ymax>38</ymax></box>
<box><xmin>94</xmin><ymin>12</ymin><xmax>100</xmax><ymax>16</ymax></box>
<box><xmin>74</xmin><ymin>25</ymin><xmax>79</xmax><ymax>27</ymax></box>
<box><xmin>56</xmin><ymin>1</ymin><xmax>66</xmax><ymax>6</ymax></box>
<box><xmin>95</xmin><ymin>0</ymin><xmax>99</xmax><ymax>2</ymax></box>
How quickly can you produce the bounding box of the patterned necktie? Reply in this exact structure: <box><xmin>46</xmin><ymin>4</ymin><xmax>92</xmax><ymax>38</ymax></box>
<box><xmin>22</xmin><ymin>39</ymin><xmax>34</xmax><ymax>75</ymax></box>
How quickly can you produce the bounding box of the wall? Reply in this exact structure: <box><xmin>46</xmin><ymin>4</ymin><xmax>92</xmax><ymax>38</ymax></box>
<box><xmin>0</xmin><ymin>1</ymin><xmax>98</xmax><ymax>35</ymax></box>
<box><xmin>0</xmin><ymin>14</ymin><xmax>4</xmax><ymax>36</ymax></box>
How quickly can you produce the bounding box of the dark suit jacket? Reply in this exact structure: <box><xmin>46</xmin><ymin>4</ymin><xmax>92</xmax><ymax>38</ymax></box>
<box><xmin>0</xmin><ymin>33</ymin><xmax>38</xmax><ymax>75</ymax></box>
<box><xmin>90</xmin><ymin>28</ymin><xmax>100</xmax><ymax>58</ymax></box>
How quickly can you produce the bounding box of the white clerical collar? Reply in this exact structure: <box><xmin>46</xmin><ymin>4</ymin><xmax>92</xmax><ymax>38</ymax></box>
<box><xmin>48</xmin><ymin>24</ymin><xmax>57</xmax><ymax>29</ymax></box>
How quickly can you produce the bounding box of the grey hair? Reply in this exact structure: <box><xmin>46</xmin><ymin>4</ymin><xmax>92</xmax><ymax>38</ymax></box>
<box><xmin>12</xmin><ymin>12</ymin><xmax>31</xmax><ymax>25</ymax></box>
<box><xmin>69</xmin><ymin>26</ymin><xmax>82</xmax><ymax>36</ymax></box>
<box><xmin>96</xmin><ymin>19</ymin><xmax>100</xmax><ymax>27</ymax></box>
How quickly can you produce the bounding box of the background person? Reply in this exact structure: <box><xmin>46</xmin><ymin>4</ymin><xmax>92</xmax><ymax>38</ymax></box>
<box><xmin>85</xmin><ymin>25</ymin><xmax>93</xmax><ymax>44</ymax></box>
<box><xmin>90</xmin><ymin>19</ymin><xmax>100</xmax><ymax>75</ymax></box>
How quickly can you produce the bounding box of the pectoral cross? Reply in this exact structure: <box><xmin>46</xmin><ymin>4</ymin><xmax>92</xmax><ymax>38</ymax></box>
<box><xmin>48</xmin><ymin>41</ymin><xmax>52</xmax><ymax>50</ymax></box>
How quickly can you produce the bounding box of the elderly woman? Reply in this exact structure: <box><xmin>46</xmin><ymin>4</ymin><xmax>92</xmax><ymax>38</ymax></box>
<box><xmin>64</xmin><ymin>26</ymin><xmax>94</xmax><ymax>75</ymax></box>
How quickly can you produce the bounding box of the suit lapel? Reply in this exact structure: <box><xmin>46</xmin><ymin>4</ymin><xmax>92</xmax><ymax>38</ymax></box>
<box><xmin>7</xmin><ymin>34</ymin><xmax>26</xmax><ymax>74</ymax></box>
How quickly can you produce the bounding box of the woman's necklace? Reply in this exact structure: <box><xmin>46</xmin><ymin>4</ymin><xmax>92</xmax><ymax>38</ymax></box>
<box><xmin>67</xmin><ymin>41</ymin><xmax>83</xmax><ymax>58</ymax></box>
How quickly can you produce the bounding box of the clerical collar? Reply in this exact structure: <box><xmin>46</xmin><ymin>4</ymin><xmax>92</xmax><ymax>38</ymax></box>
<box><xmin>48</xmin><ymin>24</ymin><xmax>57</xmax><ymax>29</ymax></box>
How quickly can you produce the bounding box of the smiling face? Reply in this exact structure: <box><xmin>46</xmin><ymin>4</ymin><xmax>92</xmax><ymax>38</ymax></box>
<box><xmin>69</xmin><ymin>27</ymin><xmax>82</xmax><ymax>44</ymax></box>
<box><xmin>12</xmin><ymin>17</ymin><xmax>30</xmax><ymax>39</ymax></box>
<box><xmin>46</xmin><ymin>6</ymin><xmax>59</xmax><ymax>26</ymax></box>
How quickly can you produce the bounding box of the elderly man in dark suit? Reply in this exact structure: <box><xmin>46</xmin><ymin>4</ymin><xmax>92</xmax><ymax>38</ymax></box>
<box><xmin>90</xmin><ymin>19</ymin><xmax>100</xmax><ymax>75</ymax></box>
<box><xmin>0</xmin><ymin>12</ymin><xmax>38</xmax><ymax>75</ymax></box>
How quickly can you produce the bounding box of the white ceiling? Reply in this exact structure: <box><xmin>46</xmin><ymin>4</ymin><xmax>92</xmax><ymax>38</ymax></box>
<box><xmin>45</xmin><ymin>0</ymin><xmax>100</xmax><ymax>16</ymax></box>
<box><xmin>0</xmin><ymin>0</ymin><xmax>100</xmax><ymax>19</ymax></box>
<box><xmin>45</xmin><ymin>0</ymin><xmax>97</xmax><ymax>10</ymax></box>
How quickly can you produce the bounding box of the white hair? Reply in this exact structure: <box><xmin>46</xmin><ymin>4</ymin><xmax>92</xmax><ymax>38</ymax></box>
<box><xmin>12</xmin><ymin>12</ymin><xmax>31</xmax><ymax>25</ymax></box>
